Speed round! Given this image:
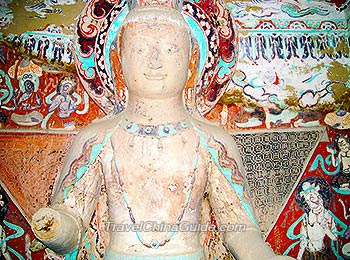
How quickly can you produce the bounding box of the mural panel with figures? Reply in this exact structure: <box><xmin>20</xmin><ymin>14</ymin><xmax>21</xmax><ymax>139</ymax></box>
<box><xmin>1</xmin><ymin>0</ymin><xmax>348</xmax><ymax>130</ymax></box>
<box><xmin>0</xmin><ymin>43</ymin><xmax>104</xmax><ymax>129</ymax></box>
<box><xmin>267</xmin><ymin>129</ymin><xmax>350</xmax><ymax>259</ymax></box>
<box><xmin>206</xmin><ymin>0</ymin><xmax>350</xmax><ymax>130</ymax></box>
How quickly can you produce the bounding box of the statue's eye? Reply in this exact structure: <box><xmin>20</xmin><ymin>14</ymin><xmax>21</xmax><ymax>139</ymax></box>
<box><xmin>167</xmin><ymin>45</ymin><xmax>179</xmax><ymax>54</ymax></box>
<box><xmin>136</xmin><ymin>45</ymin><xmax>148</xmax><ymax>54</ymax></box>
<box><xmin>131</xmin><ymin>46</ymin><xmax>146</xmax><ymax>55</ymax></box>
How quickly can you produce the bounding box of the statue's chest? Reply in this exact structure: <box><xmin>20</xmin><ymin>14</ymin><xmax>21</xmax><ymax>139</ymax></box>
<box><xmin>107</xmin><ymin>130</ymin><xmax>209</xmax><ymax>216</ymax></box>
<box><xmin>117</xmin><ymin>141</ymin><xmax>207</xmax><ymax>194</ymax></box>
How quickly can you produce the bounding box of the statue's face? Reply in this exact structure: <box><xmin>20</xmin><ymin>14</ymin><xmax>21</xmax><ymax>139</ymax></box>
<box><xmin>121</xmin><ymin>20</ymin><xmax>190</xmax><ymax>98</ymax></box>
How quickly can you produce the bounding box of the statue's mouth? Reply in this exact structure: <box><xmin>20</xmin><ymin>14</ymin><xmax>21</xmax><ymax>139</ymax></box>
<box><xmin>144</xmin><ymin>73</ymin><xmax>166</xmax><ymax>80</ymax></box>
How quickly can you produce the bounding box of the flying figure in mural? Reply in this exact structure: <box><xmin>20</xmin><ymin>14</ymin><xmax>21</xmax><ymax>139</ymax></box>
<box><xmin>24</xmin><ymin>0</ymin><xmax>76</xmax><ymax>18</ymax></box>
<box><xmin>30</xmin><ymin>3</ymin><xmax>294</xmax><ymax>260</ymax></box>
<box><xmin>285</xmin><ymin>176</ymin><xmax>348</xmax><ymax>259</ymax></box>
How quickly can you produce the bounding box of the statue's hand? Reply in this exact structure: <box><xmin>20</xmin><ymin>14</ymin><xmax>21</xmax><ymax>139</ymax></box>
<box><xmin>32</xmin><ymin>208</ymin><xmax>60</xmax><ymax>241</ymax></box>
<box><xmin>31</xmin><ymin>208</ymin><xmax>81</xmax><ymax>255</ymax></box>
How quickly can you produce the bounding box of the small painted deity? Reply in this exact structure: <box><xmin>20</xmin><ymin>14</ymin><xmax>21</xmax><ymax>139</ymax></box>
<box><xmin>6</xmin><ymin>58</ymin><xmax>44</xmax><ymax>126</ymax></box>
<box><xmin>13</xmin><ymin>72</ymin><xmax>42</xmax><ymax>111</ymax></box>
<box><xmin>48</xmin><ymin>75</ymin><xmax>77</xmax><ymax>119</ymax></box>
<box><xmin>327</xmin><ymin>135</ymin><xmax>350</xmax><ymax>191</ymax></box>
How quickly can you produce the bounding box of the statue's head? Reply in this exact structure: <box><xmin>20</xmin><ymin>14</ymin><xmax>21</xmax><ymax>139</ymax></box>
<box><xmin>117</xmin><ymin>5</ymin><xmax>192</xmax><ymax>99</ymax></box>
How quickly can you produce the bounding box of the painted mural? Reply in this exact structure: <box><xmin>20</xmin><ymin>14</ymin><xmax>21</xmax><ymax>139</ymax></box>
<box><xmin>0</xmin><ymin>0</ymin><xmax>104</xmax><ymax>130</ymax></box>
<box><xmin>0</xmin><ymin>0</ymin><xmax>349</xmax><ymax>259</ymax></box>
<box><xmin>206</xmin><ymin>0</ymin><xmax>350</xmax><ymax>130</ymax></box>
<box><xmin>0</xmin><ymin>43</ymin><xmax>104</xmax><ymax>129</ymax></box>
<box><xmin>266</xmin><ymin>129</ymin><xmax>350</xmax><ymax>259</ymax></box>
<box><xmin>0</xmin><ymin>184</ymin><xmax>45</xmax><ymax>260</ymax></box>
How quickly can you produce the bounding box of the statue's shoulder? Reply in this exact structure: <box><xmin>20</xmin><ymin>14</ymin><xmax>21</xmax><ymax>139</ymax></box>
<box><xmin>189</xmin><ymin>117</ymin><xmax>243</xmax><ymax>163</ymax></box>
<box><xmin>190</xmin><ymin>117</ymin><xmax>235</xmax><ymax>146</ymax></box>
<box><xmin>75</xmin><ymin>114</ymin><xmax>123</xmax><ymax>142</ymax></box>
<box><xmin>57</xmin><ymin>115</ymin><xmax>123</xmax><ymax>181</ymax></box>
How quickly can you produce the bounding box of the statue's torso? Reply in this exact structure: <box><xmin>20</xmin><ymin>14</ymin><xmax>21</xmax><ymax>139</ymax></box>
<box><xmin>101</xmin><ymin>125</ymin><xmax>209</xmax><ymax>257</ymax></box>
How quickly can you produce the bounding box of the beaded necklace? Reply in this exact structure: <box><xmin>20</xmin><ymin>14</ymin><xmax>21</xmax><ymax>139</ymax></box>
<box><xmin>111</xmin><ymin>119</ymin><xmax>200</xmax><ymax>249</ymax></box>
<box><xmin>120</xmin><ymin>117</ymin><xmax>190</xmax><ymax>148</ymax></box>
<box><xmin>122</xmin><ymin>118</ymin><xmax>190</xmax><ymax>137</ymax></box>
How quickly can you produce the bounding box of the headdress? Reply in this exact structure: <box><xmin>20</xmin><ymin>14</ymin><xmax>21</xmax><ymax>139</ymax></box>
<box><xmin>300</xmin><ymin>182</ymin><xmax>320</xmax><ymax>197</ymax></box>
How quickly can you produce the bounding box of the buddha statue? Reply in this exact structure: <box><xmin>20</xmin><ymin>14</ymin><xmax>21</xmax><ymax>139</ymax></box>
<box><xmin>31</xmin><ymin>5</ymin><xmax>295</xmax><ymax>260</ymax></box>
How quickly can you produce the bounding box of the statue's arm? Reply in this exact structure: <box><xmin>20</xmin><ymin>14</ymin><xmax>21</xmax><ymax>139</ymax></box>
<box><xmin>32</xmin><ymin>126</ymin><xmax>105</xmax><ymax>255</ymax></box>
<box><xmin>206</xmin><ymin>129</ymin><xmax>295</xmax><ymax>260</ymax></box>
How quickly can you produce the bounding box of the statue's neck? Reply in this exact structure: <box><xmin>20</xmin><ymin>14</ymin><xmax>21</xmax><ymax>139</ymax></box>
<box><xmin>123</xmin><ymin>93</ymin><xmax>189</xmax><ymax>125</ymax></box>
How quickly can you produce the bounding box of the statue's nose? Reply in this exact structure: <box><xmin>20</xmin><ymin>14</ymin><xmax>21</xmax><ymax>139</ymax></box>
<box><xmin>148</xmin><ymin>47</ymin><xmax>162</xmax><ymax>69</ymax></box>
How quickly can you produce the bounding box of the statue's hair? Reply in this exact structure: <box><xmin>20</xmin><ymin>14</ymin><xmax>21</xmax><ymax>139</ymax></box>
<box><xmin>112</xmin><ymin>5</ymin><xmax>192</xmax><ymax>57</ymax></box>
<box><xmin>122</xmin><ymin>5</ymin><xmax>190</xmax><ymax>31</ymax></box>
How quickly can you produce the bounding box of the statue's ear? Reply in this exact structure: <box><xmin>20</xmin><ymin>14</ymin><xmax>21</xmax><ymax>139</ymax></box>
<box><xmin>110</xmin><ymin>44</ymin><xmax>125</xmax><ymax>89</ymax></box>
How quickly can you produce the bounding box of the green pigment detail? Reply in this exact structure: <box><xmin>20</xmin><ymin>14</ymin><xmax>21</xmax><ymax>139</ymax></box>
<box><xmin>194</xmin><ymin>127</ymin><xmax>258</xmax><ymax>227</ymax></box>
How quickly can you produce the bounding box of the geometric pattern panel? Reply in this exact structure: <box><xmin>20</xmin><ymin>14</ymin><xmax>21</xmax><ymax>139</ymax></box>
<box><xmin>232</xmin><ymin>128</ymin><xmax>324</xmax><ymax>234</ymax></box>
<box><xmin>266</xmin><ymin>128</ymin><xmax>350</xmax><ymax>259</ymax></box>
